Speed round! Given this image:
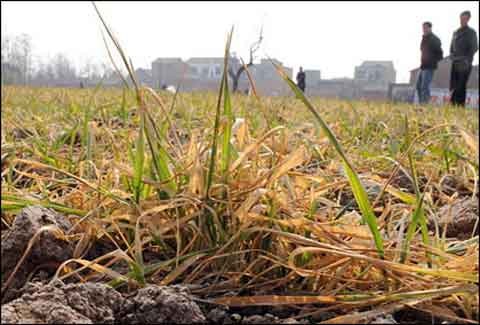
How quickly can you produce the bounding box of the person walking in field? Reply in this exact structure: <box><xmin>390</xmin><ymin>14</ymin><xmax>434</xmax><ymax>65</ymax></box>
<box><xmin>449</xmin><ymin>10</ymin><xmax>478</xmax><ymax>107</ymax></box>
<box><xmin>416</xmin><ymin>21</ymin><xmax>443</xmax><ymax>104</ymax></box>
<box><xmin>296</xmin><ymin>67</ymin><xmax>306</xmax><ymax>92</ymax></box>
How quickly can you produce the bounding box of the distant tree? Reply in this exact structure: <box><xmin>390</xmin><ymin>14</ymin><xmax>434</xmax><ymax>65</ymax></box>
<box><xmin>1</xmin><ymin>34</ymin><xmax>10</xmax><ymax>66</ymax></box>
<box><xmin>80</xmin><ymin>58</ymin><xmax>93</xmax><ymax>80</ymax></box>
<box><xmin>45</xmin><ymin>60</ymin><xmax>56</xmax><ymax>84</ymax></box>
<box><xmin>228</xmin><ymin>26</ymin><xmax>263</xmax><ymax>93</ymax></box>
<box><xmin>100</xmin><ymin>61</ymin><xmax>115</xmax><ymax>79</ymax></box>
<box><xmin>17</xmin><ymin>33</ymin><xmax>33</xmax><ymax>85</ymax></box>
<box><xmin>52</xmin><ymin>53</ymin><xmax>76</xmax><ymax>83</ymax></box>
<box><xmin>99</xmin><ymin>61</ymin><xmax>127</xmax><ymax>87</ymax></box>
<box><xmin>31</xmin><ymin>57</ymin><xmax>46</xmax><ymax>85</ymax></box>
<box><xmin>1</xmin><ymin>34</ymin><xmax>26</xmax><ymax>85</ymax></box>
<box><xmin>89</xmin><ymin>62</ymin><xmax>102</xmax><ymax>82</ymax></box>
<box><xmin>1</xmin><ymin>32</ymin><xmax>135</xmax><ymax>88</ymax></box>
<box><xmin>1</xmin><ymin>34</ymin><xmax>11</xmax><ymax>85</ymax></box>
<box><xmin>78</xmin><ymin>60</ymin><xmax>104</xmax><ymax>87</ymax></box>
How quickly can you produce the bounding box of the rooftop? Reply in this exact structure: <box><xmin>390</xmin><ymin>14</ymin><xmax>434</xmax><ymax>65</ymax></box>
<box><xmin>153</xmin><ymin>58</ymin><xmax>183</xmax><ymax>63</ymax></box>
<box><xmin>358</xmin><ymin>61</ymin><xmax>395</xmax><ymax>69</ymax></box>
<box><xmin>187</xmin><ymin>57</ymin><xmax>241</xmax><ymax>65</ymax></box>
<box><xmin>187</xmin><ymin>57</ymin><xmax>225</xmax><ymax>64</ymax></box>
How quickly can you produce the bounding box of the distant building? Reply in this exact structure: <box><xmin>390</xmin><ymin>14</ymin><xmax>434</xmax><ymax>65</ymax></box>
<box><xmin>354</xmin><ymin>61</ymin><xmax>396</xmax><ymax>95</ymax></box>
<box><xmin>248</xmin><ymin>59</ymin><xmax>293</xmax><ymax>96</ymax></box>
<box><xmin>388</xmin><ymin>83</ymin><xmax>415</xmax><ymax>104</ymax></box>
<box><xmin>150</xmin><ymin>56</ymin><xmax>293</xmax><ymax>96</ymax></box>
<box><xmin>388</xmin><ymin>59</ymin><xmax>479</xmax><ymax>108</ymax></box>
<box><xmin>304</xmin><ymin>61</ymin><xmax>397</xmax><ymax>100</ymax></box>
<box><xmin>148</xmin><ymin>57</ymin><xmax>405</xmax><ymax>100</ymax></box>
<box><xmin>151</xmin><ymin>58</ymin><xmax>186</xmax><ymax>89</ymax></box>
<box><xmin>408</xmin><ymin>59</ymin><xmax>478</xmax><ymax>108</ymax></box>
<box><xmin>307</xmin><ymin>78</ymin><xmax>360</xmax><ymax>99</ymax></box>
<box><xmin>304</xmin><ymin>69</ymin><xmax>321</xmax><ymax>88</ymax></box>
<box><xmin>186</xmin><ymin>57</ymin><xmax>239</xmax><ymax>79</ymax></box>
<box><xmin>134</xmin><ymin>68</ymin><xmax>153</xmax><ymax>87</ymax></box>
<box><xmin>409</xmin><ymin>59</ymin><xmax>478</xmax><ymax>89</ymax></box>
<box><xmin>184</xmin><ymin>57</ymin><xmax>246</xmax><ymax>92</ymax></box>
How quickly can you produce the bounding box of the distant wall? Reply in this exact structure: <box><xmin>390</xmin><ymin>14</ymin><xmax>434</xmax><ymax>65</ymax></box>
<box><xmin>389</xmin><ymin>83</ymin><xmax>479</xmax><ymax>108</ymax></box>
<box><xmin>151</xmin><ymin>57</ymin><xmax>294</xmax><ymax>96</ymax></box>
<box><xmin>389</xmin><ymin>83</ymin><xmax>415</xmax><ymax>103</ymax></box>
<box><xmin>304</xmin><ymin>70</ymin><xmax>321</xmax><ymax>86</ymax></box>
<box><xmin>306</xmin><ymin>80</ymin><xmax>360</xmax><ymax>99</ymax></box>
<box><xmin>428</xmin><ymin>88</ymin><xmax>479</xmax><ymax>108</ymax></box>
<box><xmin>410</xmin><ymin>60</ymin><xmax>479</xmax><ymax>90</ymax></box>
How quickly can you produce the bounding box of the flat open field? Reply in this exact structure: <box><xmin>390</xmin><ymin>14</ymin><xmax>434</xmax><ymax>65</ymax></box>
<box><xmin>1</xmin><ymin>85</ymin><xmax>479</xmax><ymax>324</ymax></box>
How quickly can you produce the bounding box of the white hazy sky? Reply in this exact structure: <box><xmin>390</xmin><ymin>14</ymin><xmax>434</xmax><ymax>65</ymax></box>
<box><xmin>2</xmin><ymin>1</ymin><xmax>479</xmax><ymax>83</ymax></box>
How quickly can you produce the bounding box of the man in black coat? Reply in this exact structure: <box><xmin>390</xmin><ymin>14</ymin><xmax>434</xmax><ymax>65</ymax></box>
<box><xmin>449</xmin><ymin>10</ymin><xmax>478</xmax><ymax>107</ymax></box>
<box><xmin>416</xmin><ymin>21</ymin><xmax>443</xmax><ymax>104</ymax></box>
<box><xmin>296</xmin><ymin>67</ymin><xmax>306</xmax><ymax>92</ymax></box>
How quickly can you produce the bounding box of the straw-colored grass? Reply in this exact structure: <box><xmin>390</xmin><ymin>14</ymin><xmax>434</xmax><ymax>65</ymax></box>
<box><xmin>1</xmin><ymin>10</ymin><xmax>478</xmax><ymax>322</ymax></box>
<box><xmin>2</xmin><ymin>83</ymin><xmax>478</xmax><ymax>321</ymax></box>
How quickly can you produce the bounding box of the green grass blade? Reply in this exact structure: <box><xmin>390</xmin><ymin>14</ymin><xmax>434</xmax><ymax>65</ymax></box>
<box><xmin>400</xmin><ymin>191</ymin><xmax>426</xmax><ymax>263</ymax></box>
<box><xmin>400</xmin><ymin>115</ymin><xmax>430</xmax><ymax>264</ymax></box>
<box><xmin>221</xmin><ymin>65</ymin><xmax>233</xmax><ymax>178</ymax></box>
<box><xmin>132</xmin><ymin>114</ymin><xmax>145</xmax><ymax>204</ymax></box>
<box><xmin>221</xmin><ymin>29</ymin><xmax>234</xmax><ymax>178</ymax></box>
<box><xmin>120</xmin><ymin>87</ymin><xmax>128</xmax><ymax>123</ymax></box>
<box><xmin>1</xmin><ymin>194</ymin><xmax>87</xmax><ymax>216</ymax></box>
<box><xmin>144</xmin><ymin>129</ymin><xmax>176</xmax><ymax>198</ymax></box>
<box><xmin>273</xmin><ymin>62</ymin><xmax>384</xmax><ymax>258</ymax></box>
<box><xmin>343</xmin><ymin>166</ymin><xmax>384</xmax><ymax>257</ymax></box>
<box><xmin>143</xmin><ymin>110</ymin><xmax>177</xmax><ymax>194</ymax></box>
<box><xmin>206</xmin><ymin>26</ymin><xmax>234</xmax><ymax>198</ymax></box>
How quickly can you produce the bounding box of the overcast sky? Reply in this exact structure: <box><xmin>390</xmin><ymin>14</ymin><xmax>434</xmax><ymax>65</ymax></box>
<box><xmin>2</xmin><ymin>1</ymin><xmax>479</xmax><ymax>83</ymax></box>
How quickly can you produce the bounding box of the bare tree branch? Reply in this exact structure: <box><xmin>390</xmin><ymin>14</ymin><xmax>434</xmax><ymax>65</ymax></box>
<box><xmin>229</xmin><ymin>25</ymin><xmax>264</xmax><ymax>92</ymax></box>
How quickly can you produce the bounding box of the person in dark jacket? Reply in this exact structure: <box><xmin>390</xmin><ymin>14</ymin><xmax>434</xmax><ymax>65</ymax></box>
<box><xmin>416</xmin><ymin>21</ymin><xmax>443</xmax><ymax>104</ymax></box>
<box><xmin>449</xmin><ymin>10</ymin><xmax>478</xmax><ymax>107</ymax></box>
<box><xmin>296</xmin><ymin>67</ymin><xmax>306</xmax><ymax>92</ymax></box>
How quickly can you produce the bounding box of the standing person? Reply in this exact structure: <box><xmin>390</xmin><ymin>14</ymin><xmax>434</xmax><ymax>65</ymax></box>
<box><xmin>296</xmin><ymin>67</ymin><xmax>306</xmax><ymax>92</ymax></box>
<box><xmin>449</xmin><ymin>10</ymin><xmax>478</xmax><ymax>107</ymax></box>
<box><xmin>416</xmin><ymin>22</ymin><xmax>443</xmax><ymax>104</ymax></box>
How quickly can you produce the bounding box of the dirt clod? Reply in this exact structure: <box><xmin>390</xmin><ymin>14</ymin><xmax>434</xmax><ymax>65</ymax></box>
<box><xmin>440</xmin><ymin>175</ymin><xmax>471</xmax><ymax>197</ymax></box>
<box><xmin>370</xmin><ymin>314</ymin><xmax>397</xmax><ymax>324</ymax></box>
<box><xmin>207</xmin><ymin>307</ymin><xmax>230</xmax><ymax>323</ymax></box>
<box><xmin>311</xmin><ymin>311</ymin><xmax>337</xmax><ymax>322</ymax></box>
<box><xmin>1</xmin><ymin>281</ymin><xmax>124</xmax><ymax>324</ymax></box>
<box><xmin>243</xmin><ymin>314</ymin><xmax>276</xmax><ymax>323</ymax></box>
<box><xmin>118</xmin><ymin>285</ymin><xmax>206</xmax><ymax>323</ymax></box>
<box><xmin>430</xmin><ymin>197</ymin><xmax>479</xmax><ymax>239</ymax></box>
<box><xmin>12</xmin><ymin>127</ymin><xmax>34</xmax><ymax>140</ymax></box>
<box><xmin>1</xmin><ymin>206</ymin><xmax>73</xmax><ymax>303</ymax></box>
<box><xmin>242</xmin><ymin>314</ymin><xmax>304</xmax><ymax>324</ymax></box>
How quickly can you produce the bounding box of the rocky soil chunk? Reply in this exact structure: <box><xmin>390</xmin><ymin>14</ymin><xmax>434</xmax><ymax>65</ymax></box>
<box><xmin>1</xmin><ymin>281</ymin><xmax>124</xmax><ymax>324</ymax></box>
<box><xmin>430</xmin><ymin>197</ymin><xmax>479</xmax><ymax>239</ymax></box>
<box><xmin>2</xmin><ymin>282</ymin><xmax>208</xmax><ymax>324</ymax></box>
<box><xmin>118</xmin><ymin>285</ymin><xmax>206</xmax><ymax>323</ymax></box>
<box><xmin>1</xmin><ymin>206</ymin><xmax>73</xmax><ymax>303</ymax></box>
<box><xmin>370</xmin><ymin>314</ymin><xmax>398</xmax><ymax>324</ymax></box>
